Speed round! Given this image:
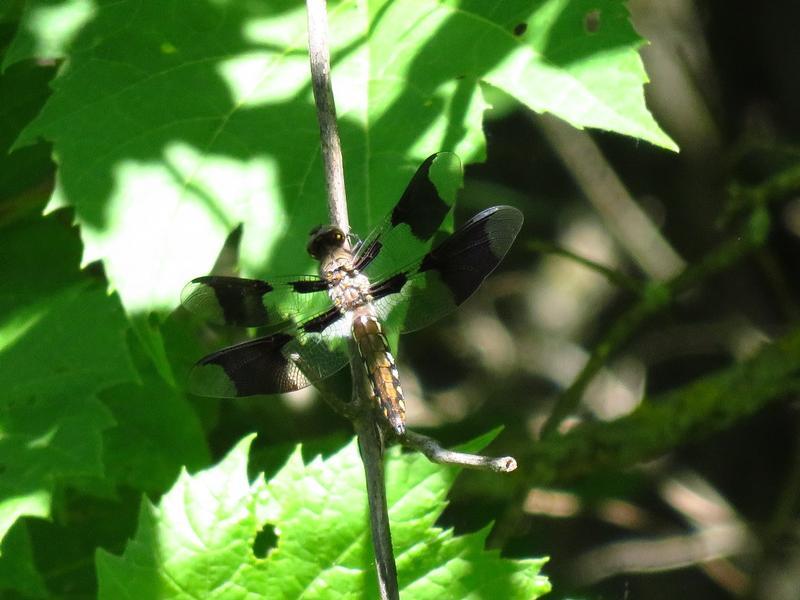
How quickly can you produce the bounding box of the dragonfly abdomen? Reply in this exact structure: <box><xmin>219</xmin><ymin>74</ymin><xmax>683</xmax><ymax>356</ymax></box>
<box><xmin>351</xmin><ymin>312</ymin><xmax>406</xmax><ymax>435</ymax></box>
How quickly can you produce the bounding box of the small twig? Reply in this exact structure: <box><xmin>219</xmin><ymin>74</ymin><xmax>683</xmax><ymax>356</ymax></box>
<box><xmin>306</xmin><ymin>3</ymin><xmax>518</xmax><ymax>594</ymax></box>
<box><xmin>304</xmin><ymin>0</ymin><xmax>359</xmax><ymax>430</ymax></box>
<box><xmin>402</xmin><ymin>431</ymin><xmax>518</xmax><ymax>473</ymax></box>
<box><xmin>305</xmin><ymin>2</ymin><xmax>398</xmax><ymax>599</ymax></box>
<box><xmin>540</xmin><ymin>299</ymin><xmax>656</xmax><ymax>438</ymax></box>
<box><xmin>571</xmin><ymin>523</ymin><xmax>754</xmax><ymax>590</ymax></box>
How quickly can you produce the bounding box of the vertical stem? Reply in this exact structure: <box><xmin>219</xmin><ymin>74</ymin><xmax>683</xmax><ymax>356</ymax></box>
<box><xmin>354</xmin><ymin>414</ymin><xmax>399</xmax><ymax>600</ymax></box>
<box><xmin>306</xmin><ymin>0</ymin><xmax>349</xmax><ymax>232</ymax></box>
<box><xmin>305</xmin><ymin>2</ymin><xmax>398</xmax><ymax>598</ymax></box>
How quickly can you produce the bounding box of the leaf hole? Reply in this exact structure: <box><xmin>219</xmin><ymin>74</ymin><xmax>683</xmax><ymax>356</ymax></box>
<box><xmin>584</xmin><ymin>9</ymin><xmax>601</xmax><ymax>33</ymax></box>
<box><xmin>513</xmin><ymin>22</ymin><xmax>527</xmax><ymax>36</ymax></box>
<box><xmin>253</xmin><ymin>523</ymin><xmax>278</xmax><ymax>558</ymax></box>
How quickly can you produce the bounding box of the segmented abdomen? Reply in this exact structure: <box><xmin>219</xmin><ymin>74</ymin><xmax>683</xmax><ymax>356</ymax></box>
<box><xmin>351</xmin><ymin>312</ymin><xmax>406</xmax><ymax>435</ymax></box>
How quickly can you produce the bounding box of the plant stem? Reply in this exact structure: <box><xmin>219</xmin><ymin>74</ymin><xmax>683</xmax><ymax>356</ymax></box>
<box><xmin>527</xmin><ymin>325</ymin><xmax>800</xmax><ymax>485</ymax></box>
<box><xmin>306</xmin><ymin>0</ymin><xmax>348</xmax><ymax>232</ymax></box>
<box><xmin>403</xmin><ymin>431</ymin><xmax>517</xmax><ymax>473</ymax></box>
<box><xmin>354</xmin><ymin>414</ymin><xmax>398</xmax><ymax>599</ymax></box>
<box><xmin>305</xmin><ymin>1</ymin><xmax>398</xmax><ymax>598</ymax></box>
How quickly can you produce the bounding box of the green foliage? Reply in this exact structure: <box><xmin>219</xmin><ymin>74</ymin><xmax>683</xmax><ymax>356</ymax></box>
<box><xmin>10</xmin><ymin>0</ymin><xmax>673</xmax><ymax>315</ymax></box>
<box><xmin>0</xmin><ymin>0</ymin><xmax>678</xmax><ymax>596</ymax></box>
<box><xmin>100</xmin><ymin>365</ymin><xmax>210</xmax><ymax>494</ymax></box>
<box><xmin>97</xmin><ymin>434</ymin><xmax>549</xmax><ymax>599</ymax></box>
<box><xmin>0</xmin><ymin>524</ymin><xmax>47</xmax><ymax>598</ymax></box>
<box><xmin>0</xmin><ymin>215</ymin><xmax>134</xmax><ymax>542</ymax></box>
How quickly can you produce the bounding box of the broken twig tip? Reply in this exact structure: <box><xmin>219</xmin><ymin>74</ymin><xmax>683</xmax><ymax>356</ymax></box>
<box><xmin>496</xmin><ymin>456</ymin><xmax>518</xmax><ymax>473</ymax></box>
<box><xmin>401</xmin><ymin>430</ymin><xmax>518</xmax><ymax>473</ymax></box>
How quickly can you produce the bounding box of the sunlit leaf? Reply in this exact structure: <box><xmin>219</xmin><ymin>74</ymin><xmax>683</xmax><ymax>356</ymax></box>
<box><xmin>12</xmin><ymin>0</ymin><xmax>673</xmax><ymax>315</ymax></box>
<box><xmin>2</xmin><ymin>0</ymin><xmax>94</xmax><ymax>67</ymax></box>
<box><xmin>97</xmin><ymin>434</ymin><xmax>550</xmax><ymax>599</ymax></box>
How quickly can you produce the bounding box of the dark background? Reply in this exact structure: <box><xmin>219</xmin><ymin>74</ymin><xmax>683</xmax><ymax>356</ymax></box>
<box><xmin>442</xmin><ymin>1</ymin><xmax>800</xmax><ymax>598</ymax></box>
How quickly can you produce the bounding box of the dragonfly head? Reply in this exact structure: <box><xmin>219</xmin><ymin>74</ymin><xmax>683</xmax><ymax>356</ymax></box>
<box><xmin>307</xmin><ymin>225</ymin><xmax>347</xmax><ymax>260</ymax></box>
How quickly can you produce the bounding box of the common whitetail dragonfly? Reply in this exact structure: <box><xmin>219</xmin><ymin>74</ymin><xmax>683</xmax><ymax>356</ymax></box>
<box><xmin>182</xmin><ymin>153</ymin><xmax>522</xmax><ymax>435</ymax></box>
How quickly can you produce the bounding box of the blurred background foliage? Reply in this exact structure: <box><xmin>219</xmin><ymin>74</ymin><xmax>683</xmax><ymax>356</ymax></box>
<box><xmin>455</xmin><ymin>2</ymin><xmax>800</xmax><ymax>598</ymax></box>
<box><xmin>2</xmin><ymin>0</ymin><xmax>800</xmax><ymax>599</ymax></box>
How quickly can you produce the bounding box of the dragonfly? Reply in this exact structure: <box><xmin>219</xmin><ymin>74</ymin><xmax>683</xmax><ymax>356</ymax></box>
<box><xmin>182</xmin><ymin>153</ymin><xmax>523</xmax><ymax>436</ymax></box>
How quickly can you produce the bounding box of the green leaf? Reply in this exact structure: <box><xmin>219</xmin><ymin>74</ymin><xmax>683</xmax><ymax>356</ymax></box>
<box><xmin>470</xmin><ymin>0</ymin><xmax>677</xmax><ymax>149</ymax></box>
<box><xmin>0</xmin><ymin>58</ymin><xmax>55</xmax><ymax>222</ymax></box>
<box><xmin>2</xmin><ymin>0</ymin><xmax>95</xmax><ymax>68</ymax></box>
<box><xmin>97</xmin><ymin>434</ymin><xmax>550</xmax><ymax>599</ymax></box>
<box><xmin>13</xmin><ymin>0</ymin><xmax>673</xmax><ymax>315</ymax></box>
<box><xmin>61</xmin><ymin>307</ymin><xmax>212</xmax><ymax>499</ymax></box>
<box><xmin>0</xmin><ymin>0</ymin><xmax>24</xmax><ymax>23</ymax></box>
<box><xmin>0</xmin><ymin>522</ymin><xmax>47</xmax><ymax>598</ymax></box>
<box><xmin>99</xmin><ymin>335</ymin><xmax>210</xmax><ymax>493</ymax></box>
<box><xmin>15</xmin><ymin>491</ymin><xmax>143</xmax><ymax>599</ymax></box>
<box><xmin>0</xmin><ymin>215</ymin><xmax>137</xmax><ymax>545</ymax></box>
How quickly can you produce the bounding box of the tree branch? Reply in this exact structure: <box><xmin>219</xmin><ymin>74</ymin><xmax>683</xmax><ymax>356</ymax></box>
<box><xmin>525</xmin><ymin>325</ymin><xmax>800</xmax><ymax>486</ymax></box>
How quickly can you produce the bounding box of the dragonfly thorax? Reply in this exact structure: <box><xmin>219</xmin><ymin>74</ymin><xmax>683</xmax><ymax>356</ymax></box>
<box><xmin>323</xmin><ymin>260</ymin><xmax>374</xmax><ymax>313</ymax></box>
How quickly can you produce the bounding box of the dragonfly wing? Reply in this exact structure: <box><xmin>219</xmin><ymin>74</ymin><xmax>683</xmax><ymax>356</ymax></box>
<box><xmin>181</xmin><ymin>275</ymin><xmax>329</xmax><ymax>328</ymax></box>
<box><xmin>372</xmin><ymin>206</ymin><xmax>523</xmax><ymax>333</ymax></box>
<box><xmin>356</xmin><ymin>152</ymin><xmax>463</xmax><ymax>276</ymax></box>
<box><xmin>187</xmin><ymin>306</ymin><xmax>351</xmax><ymax>397</ymax></box>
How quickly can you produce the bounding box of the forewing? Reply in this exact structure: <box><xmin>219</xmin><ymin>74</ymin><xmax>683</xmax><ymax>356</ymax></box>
<box><xmin>372</xmin><ymin>206</ymin><xmax>523</xmax><ymax>333</ymax></box>
<box><xmin>187</xmin><ymin>307</ymin><xmax>351</xmax><ymax>397</ymax></box>
<box><xmin>181</xmin><ymin>275</ymin><xmax>329</xmax><ymax>328</ymax></box>
<box><xmin>356</xmin><ymin>152</ymin><xmax>463</xmax><ymax>278</ymax></box>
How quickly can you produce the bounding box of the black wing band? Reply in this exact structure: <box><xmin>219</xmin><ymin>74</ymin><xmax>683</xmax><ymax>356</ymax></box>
<box><xmin>389</xmin><ymin>153</ymin><xmax>452</xmax><ymax>239</ymax></box>
<box><xmin>355</xmin><ymin>152</ymin><xmax>462</xmax><ymax>276</ymax></box>
<box><xmin>181</xmin><ymin>275</ymin><xmax>328</xmax><ymax>328</ymax></box>
<box><xmin>372</xmin><ymin>205</ymin><xmax>523</xmax><ymax>333</ymax></box>
<box><xmin>189</xmin><ymin>333</ymin><xmax>307</xmax><ymax>396</ymax></box>
<box><xmin>187</xmin><ymin>310</ymin><xmax>351</xmax><ymax>398</ymax></box>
